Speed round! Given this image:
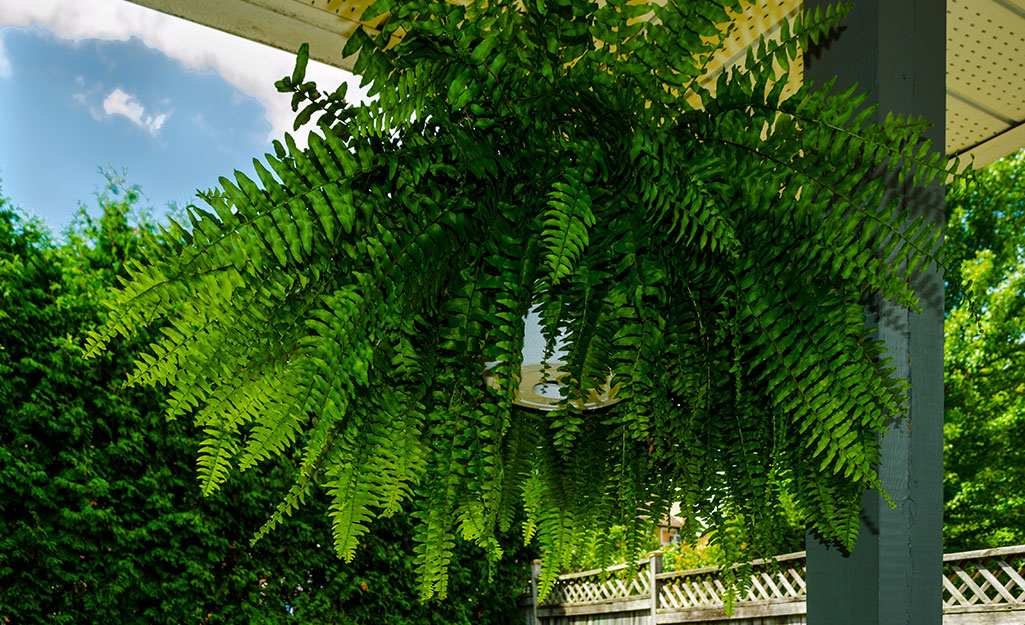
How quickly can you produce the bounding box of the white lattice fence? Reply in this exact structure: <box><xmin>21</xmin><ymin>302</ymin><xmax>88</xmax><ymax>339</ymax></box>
<box><xmin>943</xmin><ymin>546</ymin><xmax>1025</xmax><ymax>610</ymax></box>
<box><xmin>659</xmin><ymin>567</ymin><xmax>727</xmax><ymax>610</ymax></box>
<box><xmin>525</xmin><ymin>546</ymin><xmax>1025</xmax><ymax>624</ymax></box>
<box><xmin>658</xmin><ymin>553</ymin><xmax>806</xmax><ymax>610</ymax></box>
<box><xmin>542</xmin><ymin>559</ymin><xmax>651</xmax><ymax>606</ymax></box>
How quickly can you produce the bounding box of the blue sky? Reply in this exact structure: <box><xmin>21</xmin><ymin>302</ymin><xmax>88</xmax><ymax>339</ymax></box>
<box><xmin>0</xmin><ymin>0</ymin><xmax>362</xmax><ymax>234</ymax></box>
<box><xmin>0</xmin><ymin>28</ymin><xmax>270</xmax><ymax>229</ymax></box>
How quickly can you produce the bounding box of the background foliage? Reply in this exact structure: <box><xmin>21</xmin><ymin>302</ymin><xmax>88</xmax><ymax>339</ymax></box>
<box><xmin>0</xmin><ymin>177</ymin><xmax>530</xmax><ymax>624</ymax></box>
<box><xmin>88</xmin><ymin>0</ymin><xmax>952</xmax><ymax>600</ymax></box>
<box><xmin>579</xmin><ymin>149</ymin><xmax>1025</xmax><ymax>566</ymax></box>
<box><xmin>584</xmin><ymin>150</ymin><xmax>1025</xmax><ymax>565</ymax></box>
<box><xmin>944</xmin><ymin>151</ymin><xmax>1025</xmax><ymax>552</ymax></box>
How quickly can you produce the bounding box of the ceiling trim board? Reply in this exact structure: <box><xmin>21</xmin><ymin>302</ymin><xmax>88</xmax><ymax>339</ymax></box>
<box><xmin>127</xmin><ymin>0</ymin><xmax>370</xmax><ymax>71</ymax></box>
<box><xmin>990</xmin><ymin>0</ymin><xmax>1025</xmax><ymax>19</ymax></box>
<box><xmin>956</xmin><ymin>121</ymin><xmax>1025</xmax><ymax>168</ymax></box>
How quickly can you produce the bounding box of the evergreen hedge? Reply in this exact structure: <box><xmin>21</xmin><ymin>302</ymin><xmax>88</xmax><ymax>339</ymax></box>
<box><xmin>0</xmin><ymin>180</ymin><xmax>530</xmax><ymax>624</ymax></box>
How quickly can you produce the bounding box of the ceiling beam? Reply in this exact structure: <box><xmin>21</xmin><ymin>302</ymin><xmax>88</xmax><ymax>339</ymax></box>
<box><xmin>126</xmin><ymin>0</ymin><xmax>383</xmax><ymax>71</ymax></box>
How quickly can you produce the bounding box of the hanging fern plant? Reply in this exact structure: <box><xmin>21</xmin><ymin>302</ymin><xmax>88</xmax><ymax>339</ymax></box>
<box><xmin>87</xmin><ymin>0</ymin><xmax>955</xmax><ymax>600</ymax></box>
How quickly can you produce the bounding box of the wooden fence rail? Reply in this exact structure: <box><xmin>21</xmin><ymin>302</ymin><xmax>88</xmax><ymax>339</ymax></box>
<box><xmin>522</xmin><ymin>545</ymin><xmax>1025</xmax><ymax>624</ymax></box>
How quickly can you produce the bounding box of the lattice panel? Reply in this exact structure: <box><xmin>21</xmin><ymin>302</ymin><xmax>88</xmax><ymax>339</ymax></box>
<box><xmin>659</xmin><ymin>559</ymin><xmax>806</xmax><ymax>610</ymax></box>
<box><xmin>542</xmin><ymin>565</ymin><xmax>651</xmax><ymax>606</ymax></box>
<box><xmin>743</xmin><ymin>563</ymin><xmax>807</xmax><ymax>602</ymax></box>
<box><xmin>943</xmin><ymin>549</ymin><xmax>1025</xmax><ymax>608</ymax></box>
<box><xmin>660</xmin><ymin>570</ymin><xmax>730</xmax><ymax>609</ymax></box>
<box><xmin>530</xmin><ymin>547</ymin><xmax>1025</xmax><ymax>620</ymax></box>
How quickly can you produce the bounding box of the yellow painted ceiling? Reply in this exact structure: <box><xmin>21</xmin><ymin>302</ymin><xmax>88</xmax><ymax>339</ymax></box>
<box><xmin>130</xmin><ymin>0</ymin><xmax>1025</xmax><ymax>167</ymax></box>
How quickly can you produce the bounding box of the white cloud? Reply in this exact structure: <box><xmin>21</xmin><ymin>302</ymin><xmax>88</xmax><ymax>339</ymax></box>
<box><xmin>0</xmin><ymin>34</ymin><xmax>11</xmax><ymax>78</ymax></box>
<box><xmin>0</xmin><ymin>0</ymin><xmax>365</xmax><ymax>142</ymax></box>
<box><xmin>102</xmin><ymin>87</ymin><xmax>168</xmax><ymax>134</ymax></box>
<box><xmin>103</xmin><ymin>88</ymin><xmax>144</xmax><ymax>121</ymax></box>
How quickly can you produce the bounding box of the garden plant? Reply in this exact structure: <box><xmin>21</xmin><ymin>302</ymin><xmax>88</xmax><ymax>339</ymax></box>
<box><xmin>87</xmin><ymin>0</ymin><xmax>957</xmax><ymax>601</ymax></box>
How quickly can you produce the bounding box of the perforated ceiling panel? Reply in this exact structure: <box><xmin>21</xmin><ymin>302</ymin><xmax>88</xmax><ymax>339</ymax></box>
<box><xmin>710</xmin><ymin>0</ymin><xmax>1025</xmax><ymax>165</ymax></box>
<box><xmin>948</xmin><ymin>94</ymin><xmax>1013</xmax><ymax>150</ymax></box>
<box><xmin>131</xmin><ymin>0</ymin><xmax>1025</xmax><ymax>166</ymax></box>
<box><xmin>947</xmin><ymin>0</ymin><xmax>1025</xmax><ymax>164</ymax></box>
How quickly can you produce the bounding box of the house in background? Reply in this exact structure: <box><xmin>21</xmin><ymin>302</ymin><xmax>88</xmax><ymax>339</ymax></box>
<box><xmin>657</xmin><ymin>503</ymin><xmax>685</xmax><ymax>547</ymax></box>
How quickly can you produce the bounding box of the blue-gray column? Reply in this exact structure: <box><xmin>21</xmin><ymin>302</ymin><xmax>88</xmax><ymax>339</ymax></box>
<box><xmin>803</xmin><ymin>1</ymin><xmax>945</xmax><ymax>624</ymax></box>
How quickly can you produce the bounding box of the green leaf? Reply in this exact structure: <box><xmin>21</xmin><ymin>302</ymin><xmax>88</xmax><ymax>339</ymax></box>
<box><xmin>292</xmin><ymin>42</ymin><xmax>310</xmax><ymax>85</ymax></box>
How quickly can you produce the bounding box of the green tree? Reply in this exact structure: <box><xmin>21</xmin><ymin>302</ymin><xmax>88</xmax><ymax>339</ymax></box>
<box><xmin>0</xmin><ymin>177</ymin><xmax>530</xmax><ymax>623</ymax></box>
<box><xmin>88</xmin><ymin>0</ymin><xmax>955</xmax><ymax>599</ymax></box>
<box><xmin>944</xmin><ymin>151</ymin><xmax>1025</xmax><ymax>552</ymax></box>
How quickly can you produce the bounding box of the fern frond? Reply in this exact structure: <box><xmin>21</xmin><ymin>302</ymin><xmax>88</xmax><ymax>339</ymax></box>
<box><xmin>86</xmin><ymin>0</ymin><xmax>954</xmax><ymax>600</ymax></box>
<box><xmin>541</xmin><ymin>167</ymin><xmax>596</xmax><ymax>285</ymax></box>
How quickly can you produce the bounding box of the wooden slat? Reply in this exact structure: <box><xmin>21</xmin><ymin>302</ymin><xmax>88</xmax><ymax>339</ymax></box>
<box><xmin>655</xmin><ymin>598</ymin><xmax>806</xmax><ymax>623</ymax></box>
<box><xmin>663</xmin><ymin>583</ymin><xmax>686</xmax><ymax>609</ymax></box>
<box><xmin>944</xmin><ymin>573</ymin><xmax>973</xmax><ymax>607</ymax></box>
<box><xmin>995</xmin><ymin>558</ymin><xmax>1025</xmax><ymax>601</ymax></box>
<box><xmin>776</xmin><ymin>570</ymin><xmax>798</xmax><ymax>597</ymax></box>
<box><xmin>556</xmin><ymin>558</ymin><xmax>648</xmax><ymax>580</ymax></box>
<box><xmin>747</xmin><ymin>574</ymin><xmax>768</xmax><ymax>601</ymax></box>
<box><xmin>976</xmin><ymin>565</ymin><xmax>1019</xmax><ymax>604</ymax></box>
<box><xmin>953</xmin><ymin>566</ymin><xmax>997</xmax><ymax>605</ymax></box>
<box><xmin>789</xmin><ymin>567</ymin><xmax>807</xmax><ymax>593</ymax></box>
<box><xmin>682</xmin><ymin>579</ymin><xmax>705</xmax><ymax>607</ymax></box>
<box><xmin>761</xmin><ymin>572</ymin><xmax>784</xmax><ymax>599</ymax></box>
<box><xmin>536</xmin><ymin>597</ymin><xmax>650</xmax><ymax>617</ymax></box>
<box><xmin>944</xmin><ymin>545</ymin><xmax>1025</xmax><ymax>562</ymax></box>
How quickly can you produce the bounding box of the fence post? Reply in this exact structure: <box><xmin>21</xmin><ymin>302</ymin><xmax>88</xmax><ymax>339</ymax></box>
<box><xmin>650</xmin><ymin>552</ymin><xmax>663</xmax><ymax>624</ymax></box>
<box><xmin>531</xmin><ymin>559</ymin><xmax>541</xmax><ymax>625</ymax></box>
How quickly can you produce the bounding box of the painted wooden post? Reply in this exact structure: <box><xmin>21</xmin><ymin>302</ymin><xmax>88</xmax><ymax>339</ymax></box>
<box><xmin>531</xmin><ymin>559</ymin><xmax>542</xmax><ymax>625</ymax></box>
<box><xmin>803</xmin><ymin>1</ymin><xmax>945</xmax><ymax>624</ymax></box>
<box><xmin>650</xmin><ymin>552</ymin><xmax>663</xmax><ymax>624</ymax></box>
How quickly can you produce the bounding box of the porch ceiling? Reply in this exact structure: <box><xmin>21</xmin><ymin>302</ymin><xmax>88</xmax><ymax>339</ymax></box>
<box><xmin>128</xmin><ymin>0</ymin><xmax>1025</xmax><ymax>167</ymax></box>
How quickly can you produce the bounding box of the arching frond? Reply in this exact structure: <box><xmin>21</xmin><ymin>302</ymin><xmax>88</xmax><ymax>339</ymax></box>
<box><xmin>87</xmin><ymin>0</ymin><xmax>957</xmax><ymax>601</ymax></box>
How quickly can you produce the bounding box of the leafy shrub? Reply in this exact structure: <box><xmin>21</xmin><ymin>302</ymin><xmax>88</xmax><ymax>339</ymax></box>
<box><xmin>0</xmin><ymin>177</ymin><xmax>530</xmax><ymax>623</ymax></box>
